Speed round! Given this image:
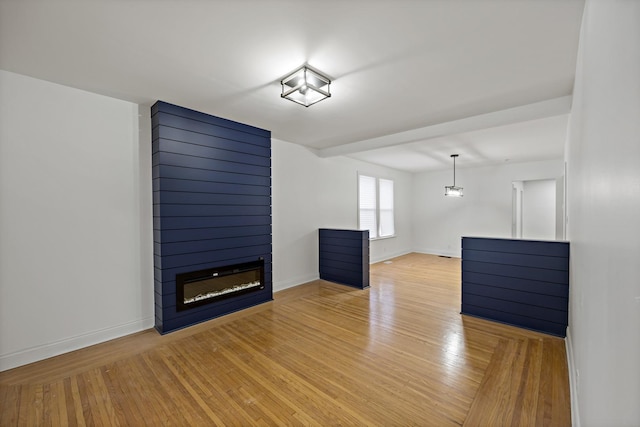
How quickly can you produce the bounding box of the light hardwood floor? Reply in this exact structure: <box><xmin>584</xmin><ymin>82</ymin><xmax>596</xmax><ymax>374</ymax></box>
<box><xmin>0</xmin><ymin>253</ymin><xmax>571</xmax><ymax>426</ymax></box>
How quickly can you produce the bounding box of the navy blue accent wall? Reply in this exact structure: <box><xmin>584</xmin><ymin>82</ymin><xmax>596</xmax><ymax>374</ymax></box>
<box><xmin>152</xmin><ymin>101</ymin><xmax>272</xmax><ymax>334</ymax></box>
<box><xmin>319</xmin><ymin>229</ymin><xmax>370</xmax><ymax>289</ymax></box>
<box><xmin>461</xmin><ymin>237</ymin><xmax>569</xmax><ymax>337</ymax></box>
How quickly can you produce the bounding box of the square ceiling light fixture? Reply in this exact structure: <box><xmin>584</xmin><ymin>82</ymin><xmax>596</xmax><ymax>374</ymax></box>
<box><xmin>281</xmin><ymin>65</ymin><xmax>331</xmax><ymax>107</ymax></box>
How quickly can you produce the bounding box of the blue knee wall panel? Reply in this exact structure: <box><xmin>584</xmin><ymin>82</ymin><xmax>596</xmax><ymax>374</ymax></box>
<box><xmin>461</xmin><ymin>237</ymin><xmax>569</xmax><ymax>337</ymax></box>
<box><xmin>319</xmin><ymin>229</ymin><xmax>370</xmax><ymax>289</ymax></box>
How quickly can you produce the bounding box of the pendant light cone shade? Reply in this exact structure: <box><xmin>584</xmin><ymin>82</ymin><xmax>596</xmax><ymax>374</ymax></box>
<box><xmin>281</xmin><ymin>65</ymin><xmax>331</xmax><ymax>107</ymax></box>
<box><xmin>445</xmin><ymin>154</ymin><xmax>463</xmax><ymax>197</ymax></box>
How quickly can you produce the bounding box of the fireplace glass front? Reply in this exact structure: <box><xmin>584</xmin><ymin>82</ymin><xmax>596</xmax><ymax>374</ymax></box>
<box><xmin>176</xmin><ymin>259</ymin><xmax>264</xmax><ymax>312</ymax></box>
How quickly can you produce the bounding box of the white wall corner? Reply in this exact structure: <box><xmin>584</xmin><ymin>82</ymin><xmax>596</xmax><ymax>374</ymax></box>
<box><xmin>412</xmin><ymin>248</ymin><xmax>461</xmax><ymax>259</ymax></box>
<box><xmin>565</xmin><ymin>327</ymin><xmax>581</xmax><ymax>427</ymax></box>
<box><xmin>273</xmin><ymin>273</ymin><xmax>320</xmax><ymax>293</ymax></box>
<box><xmin>370</xmin><ymin>250</ymin><xmax>412</xmax><ymax>265</ymax></box>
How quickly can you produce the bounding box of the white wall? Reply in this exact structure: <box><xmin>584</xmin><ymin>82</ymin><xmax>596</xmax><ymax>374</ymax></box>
<box><xmin>512</xmin><ymin>180</ymin><xmax>524</xmax><ymax>238</ymax></box>
<box><xmin>0</xmin><ymin>72</ymin><xmax>413</xmax><ymax>369</ymax></box>
<box><xmin>272</xmin><ymin>139</ymin><xmax>413</xmax><ymax>291</ymax></box>
<box><xmin>522</xmin><ymin>179</ymin><xmax>556</xmax><ymax>240</ymax></box>
<box><xmin>412</xmin><ymin>159</ymin><xmax>563</xmax><ymax>257</ymax></box>
<box><xmin>565</xmin><ymin>0</ymin><xmax>640</xmax><ymax>425</ymax></box>
<box><xmin>0</xmin><ymin>70</ymin><xmax>154</xmax><ymax>371</ymax></box>
<box><xmin>556</xmin><ymin>174</ymin><xmax>565</xmax><ymax>240</ymax></box>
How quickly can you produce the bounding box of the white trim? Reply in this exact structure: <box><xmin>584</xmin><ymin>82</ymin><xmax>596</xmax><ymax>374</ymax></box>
<box><xmin>273</xmin><ymin>273</ymin><xmax>320</xmax><ymax>292</ymax></box>
<box><xmin>565</xmin><ymin>327</ymin><xmax>581</xmax><ymax>427</ymax></box>
<box><xmin>370</xmin><ymin>250</ymin><xmax>412</xmax><ymax>265</ymax></box>
<box><xmin>0</xmin><ymin>317</ymin><xmax>154</xmax><ymax>372</ymax></box>
<box><xmin>412</xmin><ymin>248</ymin><xmax>461</xmax><ymax>259</ymax></box>
<box><xmin>370</xmin><ymin>234</ymin><xmax>396</xmax><ymax>242</ymax></box>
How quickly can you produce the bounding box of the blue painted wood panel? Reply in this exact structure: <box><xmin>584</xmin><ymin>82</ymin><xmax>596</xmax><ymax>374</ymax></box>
<box><xmin>151</xmin><ymin>101</ymin><xmax>270</xmax><ymax>139</ymax></box>
<box><xmin>463</xmin><ymin>260</ymin><xmax>568</xmax><ymax>284</ymax></box>
<box><xmin>319</xmin><ymin>229</ymin><xmax>369</xmax><ymax>289</ymax></box>
<box><xmin>462</xmin><ymin>271</ymin><xmax>568</xmax><ymax>298</ymax></box>
<box><xmin>153</xmin><ymin>177</ymin><xmax>270</xmax><ymax>195</ymax></box>
<box><xmin>155</xmin><ymin>225</ymin><xmax>271</xmax><ymax>244</ymax></box>
<box><xmin>462</xmin><ymin>304</ymin><xmax>567</xmax><ymax>337</ymax></box>
<box><xmin>153</xmin><ymin>138</ymin><xmax>270</xmax><ymax>166</ymax></box>
<box><xmin>153</xmin><ymin>191</ymin><xmax>270</xmax><ymax>207</ymax></box>
<box><xmin>461</xmin><ymin>237</ymin><xmax>569</xmax><ymax>337</ymax></box>
<box><xmin>154</xmin><ymin>235</ymin><xmax>272</xmax><ymax>257</ymax></box>
<box><xmin>156</xmin><ymin>215</ymin><xmax>271</xmax><ymax>230</ymax></box>
<box><xmin>462</xmin><ymin>249</ymin><xmax>568</xmax><ymax>271</ymax></box>
<box><xmin>154</xmin><ymin>239</ymin><xmax>271</xmax><ymax>269</ymax></box>
<box><xmin>154</xmin><ymin>165</ymin><xmax>271</xmax><ymax>186</ymax></box>
<box><xmin>153</xmin><ymin>204</ymin><xmax>271</xmax><ymax>218</ymax></box>
<box><xmin>154</xmin><ymin>114</ymin><xmax>270</xmax><ymax>149</ymax></box>
<box><xmin>319</xmin><ymin>243</ymin><xmax>368</xmax><ymax>256</ymax></box>
<box><xmin>319</xmin><ymin>251</ymin><xmax>364</xmax><ymax>266</ymax></box>
<box><xmin>462</xmin><ymin>237</ymin><xmax>569</xmax><ymax>257</ymax></box>
<box><xmin>153</xmin><ymin>151</ymin><xmax>270</xmax><ymax>176</ymax></box>
<box><xmin>462</xmin><ymin>283</ymin><xmax>567</xmax><ymax>311</ymax></box>
<box><xmin>152</xmin><ymin>101</ymin><xmax>272</xmax><ymax>334</ymax></box>
<box><xmin>463</xmin><ymin>294</ymin><xmax>568</xmax><ymax>324</ymax></box>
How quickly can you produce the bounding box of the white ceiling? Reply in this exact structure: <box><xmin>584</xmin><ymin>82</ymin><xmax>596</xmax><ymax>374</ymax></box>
<box><xmin>348</xmin><ymin>114</ymin><xmax>570</xmax><ymax>173</ymax></box>
<box><xmin>0</xmin><ymin>0</ymin><xmax>584</xmax><ymax>172</ymax></box>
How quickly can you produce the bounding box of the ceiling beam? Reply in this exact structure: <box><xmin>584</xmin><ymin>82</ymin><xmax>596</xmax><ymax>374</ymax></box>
<box><xmin>317</xmin><ymin>96</ymin><xmax>572</xmax><ymax>158</ymax></box>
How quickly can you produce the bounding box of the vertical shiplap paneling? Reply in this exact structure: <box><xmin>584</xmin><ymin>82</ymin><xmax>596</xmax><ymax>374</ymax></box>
<box><xmin>461</xmin><ymin>237</ymin><xmax>569</xmax><ymax>337</ymax></box>
<box><xmin>152</xmin><ymin>101</ymin><xmax>272</xmax><ymax>334</ymax></box>
<box><xmin>319</xmin><ymin>229</ymin><xmax>370</xmax><ymax>289</ymax></box>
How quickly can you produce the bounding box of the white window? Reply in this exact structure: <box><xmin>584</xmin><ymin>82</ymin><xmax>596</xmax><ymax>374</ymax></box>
<box><xmin>358</xmin><ymin>174</ymin><xmax>395</xmax><ymax>239</ymax></box>
<box><xmin>378</xmin><ymin>178</ymin><xmax>395</xmax><ymax>237</ymax></box>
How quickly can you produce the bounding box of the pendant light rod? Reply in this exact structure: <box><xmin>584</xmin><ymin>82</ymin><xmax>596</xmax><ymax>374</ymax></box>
<box><xmin>451</xmin><ymin>154</ymin><xmax>458</xmax><ymax>186</ymax></box>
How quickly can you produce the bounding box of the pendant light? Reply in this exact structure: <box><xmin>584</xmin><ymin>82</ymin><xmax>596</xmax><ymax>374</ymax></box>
<box><xmin>445</xmin><ymin>154</ymin><xmax>463</xmax><ymax>197</ymax></box>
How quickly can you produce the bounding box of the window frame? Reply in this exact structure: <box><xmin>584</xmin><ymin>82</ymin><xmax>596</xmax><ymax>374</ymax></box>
<box><xmin>357</xmin><ymin>173</ymin><xmax>396</xmax><ymax>240</ymax></box>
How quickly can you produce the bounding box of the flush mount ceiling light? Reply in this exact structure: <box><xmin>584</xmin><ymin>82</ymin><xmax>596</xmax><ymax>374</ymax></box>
<box><xmin>445</xmin><ymin>154</ymin><xmax>463</xmax><ymax>197</ymax></box>
<box><xmin>281</xmin><ymin>65</ymin><xmax>331</xmax><ymax>107</ymax></box>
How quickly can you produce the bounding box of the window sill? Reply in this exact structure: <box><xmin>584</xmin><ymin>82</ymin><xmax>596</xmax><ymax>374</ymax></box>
<box><xmin>370</xmin><ymin>235</ymin><xmax>396</xmax><ymax>241</ymax></box>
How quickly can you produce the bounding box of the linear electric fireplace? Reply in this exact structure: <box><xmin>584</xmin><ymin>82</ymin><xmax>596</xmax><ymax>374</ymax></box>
<box><xmin>152</xmin><ymin>101</ymin><xmax>272</xmax><ymax>334</ymax></box>
<box><xmin>177</xmin><ymin>259</ymin><xmax>265</xmax><ymax>311</ymax></box>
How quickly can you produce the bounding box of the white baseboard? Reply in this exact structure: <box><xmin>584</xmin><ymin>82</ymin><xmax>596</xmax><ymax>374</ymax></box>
<box><xmin>273</xmin><ymin>273</ymin><xmax>319</xmax><ymax>292</ymax></box>
<box><xmin>412</xmin><ymin>248</ymin><xmax>461</xmax><ymax>258</ymax></box>
<box><xmin>565</xmin><ymin>327</ymin><xmax>581</xmax><ymax>427</ymax></box>
<box><xmin>0</xmin><ymin>316</ymin><xmax>154</xmax><ymax>372</ymax></box>
<box><xmin>370</xmin><ymin>250</ymin><xmax>412</xmax><ymax>264</ymax></box>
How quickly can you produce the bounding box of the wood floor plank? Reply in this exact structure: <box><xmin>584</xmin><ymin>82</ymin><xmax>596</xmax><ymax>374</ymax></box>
<box><xmin>62</xmin><ymin>376</ymin><xmax>84</xmax><ymax>427</ymax></box>
<box><xmin>139</xmin><ymin>351</ymin><xmax>213</xmax><ymax>425</ymax></box>
<box><xmin>16</xmin><ymin>384</ymin><xmax>32</xmax><ymax>425</ymax></box>
<box><xmin>160</xmin><ymin>350</ymin><xmax>228</xmax><ymax>426</ymax></box>
<box><xmin>100</xmin><ymin>363</ymin><xmax>147</xmax><ymax>427</ymax></box>
<box><xmin>128</xmin><ymin>354</ymin><xmax>180</xmax><ymax>425</ymax></box>
<box><xmin>0</xmin><ymin>384</ymin><xmax>21</xmax><ymax>426</ymax></box>
<box><xmin>512</xmin><ymin>338</ymin><xmax>544</xmax><ymax>426</ymax></box>
<box><xmin>549</xmin><ymin>338</ymin><xmax>572</xmax><ymax>426</ymax></box>
<box><xmin>0</xmin><ymin>253</ymin><xmax>571</xmax><ymax>425</ymax></box>
<box><xmin>54</xmin><ymin>380</ymin><xmax>69</xmax><ymax>425</ymax></box>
